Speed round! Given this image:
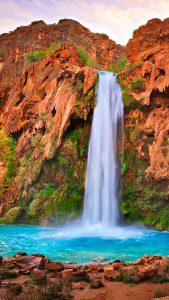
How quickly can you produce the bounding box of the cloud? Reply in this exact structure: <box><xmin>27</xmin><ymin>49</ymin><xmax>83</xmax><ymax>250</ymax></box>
<box><xmin>0</xmin><ymin>0</ymin><xmax>168</xmax><ymax>45</ymax></box>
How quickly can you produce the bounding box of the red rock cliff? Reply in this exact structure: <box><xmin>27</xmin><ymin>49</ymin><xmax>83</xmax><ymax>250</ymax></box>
<box><xmin>121</xmin><ymin>18</ymin><xmax>169</xmax><ymax>230</ymax></box>
<box><xmin>0</xmin><ymin>19</ymin><xmax>126</xmax><ymax>111</ymax></box>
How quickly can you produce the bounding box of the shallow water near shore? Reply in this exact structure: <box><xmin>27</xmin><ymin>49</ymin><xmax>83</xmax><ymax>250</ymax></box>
<box><xmin>0</xmin><ymin>225</ymin><xmax>169</xmax><ymax>263</ymax></box>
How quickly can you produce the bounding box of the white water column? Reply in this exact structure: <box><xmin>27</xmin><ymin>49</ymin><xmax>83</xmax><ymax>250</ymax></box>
<box><xmin>82</xmin><ymin>71</ymin><xmax>124</xmax><ymax>227</ymax></box>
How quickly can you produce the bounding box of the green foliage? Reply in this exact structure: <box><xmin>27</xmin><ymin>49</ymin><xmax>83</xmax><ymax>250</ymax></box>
<box><xmin>38</xmin><ymin>183</ymin><xmax>56</xmax><ymax>198</ymax></box>
<box><xmin>57</xmin><ymin>155</ymin><xmax>67</xmax><ymax>165</ymax></box>
<box><xmin>122</xmin><ymin>187</ymin><xmax>169</xmax><ymax>230</ymax></box>
<box><xmin>130</xmin><ymin>77</ymin><xmax>145</xmax><ymax>93</ymax></box>
<box><xmin>135</xmin><ymin>60</ymin><xmax>142</xmax><ymax>67</ymax></box>
<box><xmin>144</xmin><ymin>187</ymin><xmax>151</xmax><ymax>193</ymax></box>
<box><xmin>77</xmin><ymin>48</ymin><xmax>89</xmax><ymax>65</ymax></box>
<box><xmin>15</xmin><ymin>150</ymin><xmax>43</xmax><ymax>194</ymax></box>
<box><xmin>31</xmin><ymin>133</ymin><xmax>42</xmax><ymax>148</ymax></box>
<box><xmin>5</xmin><ymin>207</ymin><xmax>23</xmax><ymax>224</ymax></box>
<box><xmin>108</xmin><ymin>57</ymin><xmax>127</xmax><ymax>73</ymax></box>
<box><xmin>70</xmin><ymin>129</ymin><xmax>81</xmax><ymax>152</ymax></box>
<box><xmin>28</xmin><ymin>199</ymin><xmax>41</xmax><ymax>218</ymax></box>
<box><xmin>107</xmin><ymin>63</ymin><xmax>118</xmax><ymax>73</ymax></box>
<box><xmin>151</xmin><ymin>276</ymin><xmax>169</xmax><ymax>283</ymax></box>
<box><xmin>44</xmin><ymin>200</ymin><xmax>54</xmax><ymax>218</ymax></box>
<box><xmin>124</xmin><ymin>278</ymin><xmax>138</xmax><ymax>284</ymax></box>
<box><xmin>54</xmin><ymin>183</ymin><xmax>83</xmax><ymax>215</ymax></box>
<box><xmin>156</xmin><ymin>208</ymin><xmax>169</xmax><ymax>230</ymax></box>
<box><xmin>25</xmin><ymin>43</ymin><xmax>61</xmax><ymax>62</ymax></box>
<box><xmin>126</xmin><ymin>63</ymin><xmax>135</xmax><ymax>72</ymax></box>
<box><xmin>77</xmin><ymin>47</ymin><xmax>98</xmax><ymax>67</ymax></box>
<box><xmin>121</xmin><ymin>150</ymin><xmax>130</xmax><ymax>175</ymax></box>
<box><xmin>117</xmin><ymin>58</ymin><xmax>127</xmax><ymax>71</ymax></box>
<box><xmin>112</xmin><ymin>276</ymin><xmax>122</xmax><ymax>282</ymax></box>
<box><xmin>0</xmin><ymin>129</ymin><xmax>16</xmax><ymax>190</ymax></box>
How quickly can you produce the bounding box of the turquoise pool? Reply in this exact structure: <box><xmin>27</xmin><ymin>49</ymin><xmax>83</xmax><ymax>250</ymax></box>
<box><xmin>0</xmin><ymin>224</ymin><xmax>168</xmax><ymax>263</ymax></box>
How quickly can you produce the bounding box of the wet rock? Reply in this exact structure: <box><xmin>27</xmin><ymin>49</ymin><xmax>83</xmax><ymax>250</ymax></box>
<box><xmin>65</xmin><ymin>260</ymin><xmax>77</xmax><ymax>265</ymax></box>
<box><xmin>14</xmin><ymin>255</ymin><xmax>46</xmax><ymax>270</ymax></box>
<box><xmin>15</xmin><ymin>252</ymin><xmax>27</xmax><ymax>257</ymax></box>
<box><xmin>92</xmin><ymin>258</ymin><xmax>108</xmax><ymax>263</ymax></box>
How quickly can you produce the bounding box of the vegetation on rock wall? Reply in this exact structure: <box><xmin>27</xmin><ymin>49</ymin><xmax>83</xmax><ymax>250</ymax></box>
<box><xmin>25</xmin><ymin>43</ymin><xmax>61</xmax><ymax>62</ymax></box>
<box><xmin>120</xmin><ymin>94</ymin><xmax>169</xmax><ymax>230</ymax></box>
<box><xmin>130</xmin><ymin>78</ymin><xmax>145</xmax><ymax>93</ymax></box>
<box><xmin>24</xmin><ymin>123</ymin><xmax>90</xmax><ymax>225</ymax></box>
<box><xmin>77</xmin><ymin>47</ymin><xmax>98</xmax><ymax>68</ymax></box>
<box><xmin>0</xmin><ymin>129</ymin><xmax>16</xmax><ymax>192</ymax></box>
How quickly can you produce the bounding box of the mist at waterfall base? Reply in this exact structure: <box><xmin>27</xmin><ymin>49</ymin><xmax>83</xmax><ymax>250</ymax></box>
<box><xmin>1</xmin><ymin>71</ymin><xmax>169</xmax><ymax>262</ymax></box>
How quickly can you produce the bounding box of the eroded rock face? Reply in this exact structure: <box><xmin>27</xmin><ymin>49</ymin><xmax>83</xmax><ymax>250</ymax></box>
<box><xmin>121</xmin><ymin>18</ymin><xmax>169</xmax><ymax>230</ymax></box>
<box><xmin>0</xmin><ymin>44</ymin><xmax>96</xmax><ymax>218</ymax></box>
<box><xmin>127</xmin><ymin>18</ymin><xmax>169</xmax><ymax>105</ymax></box>
<box><xmin>125</xmin><ymin>18</ymin><xmax>169</xmax><ymax>182</ymax></box>
<box><xmin>0</xmin><ymin>19</ymin><xmax>126</xmax><ymax>112</ymax></box>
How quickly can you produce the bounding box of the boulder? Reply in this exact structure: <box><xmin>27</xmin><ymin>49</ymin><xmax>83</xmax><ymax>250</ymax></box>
<box><xmin>103</xmin><ymin>266</ymin><xmax>113</xmax><ymax>276</ymax></box>
<box><xmin>138</xmin><ymin>265</ymin><xmax>157</xmax><ymax>280</ymax></box>
<box><xmin>88</xmin><ymin>264</ymin><xmax>100</xmax><ymax>272</ymax></box>
<box><xmin>61</xmin><ymin>269</ymin><xmax>73</xmax><ymax>279</ymax></box>
<box><xmin>33</xmin><ymin>269</ymin><xmax>47</xmax><ymax>283</ymax></box>
<box><xmin>15</xmin><ymin>255</ymin><xmax>46</xmax><ymax>270</ymax></box>
<box><xmin>45</xmin><ymin>262</ymin><xmax>64</xmax><ymax>272</ymax></box>
<box><xmin>112</xmin><ymin>262</ymin><xmax>122</xmax><ymax>270</ymax></box>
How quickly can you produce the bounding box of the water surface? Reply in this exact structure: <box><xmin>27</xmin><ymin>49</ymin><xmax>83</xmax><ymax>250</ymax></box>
<box><xmin>0</xmin><ymin>225</ymin><xmax>168</xmax><ymax>263</ymax></box>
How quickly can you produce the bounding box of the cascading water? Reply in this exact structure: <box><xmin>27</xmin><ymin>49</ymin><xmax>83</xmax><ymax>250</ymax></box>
<box><xmin>82</xmin><ymin>71</ymin><xmax>124</xmax><ymax>227</ymax></box>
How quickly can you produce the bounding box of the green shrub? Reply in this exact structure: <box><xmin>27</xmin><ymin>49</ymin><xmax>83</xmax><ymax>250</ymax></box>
<box><xmin>130</xmin><ymin>78</ymin><xmax>145</xmax><ymax>93</ymax></box>
<box><xmin>117</xmin><ymin>58</ymin><xmax>127</xmax><ymax>71</ymax></box>
<box><xmin>5</xmin><ymin>207</ymin><xmax>23</xmax><ymax>224</ymax></box>
<box><xmin>0</xmin><ymin>129</ymin><xmax>16</xmax><ymax>190</ymax></box>
<box><xmin>77</xmin><ymin>48</ymin><xmax>97</xmax><ymax>67</ymax></box>
<box><xmin>57</xmin><ymin>155</ymin><xmax>67</xmax><ymax>165</ymax></box>
<box><xmin>108</xmin><ymin>57</ymin><xmax>127</xmax><ymax>73</ymax></box>
<box><xmin>77</xmin><ymin>48</ymin><xmax>89</xmax><ymax>65</ymax></box>
<box><xmin>25</xmin><ymin>43</ymin><xmax>61</xmax><ymax>62</ymax></box>
<box><xmin>29</xmin><ymin>199</ymin><xmax>41</xmax><ymax>218</ymax></box>
<box><xmin>122</xmin><ymin>150</ymin><xmax>130</xmax><ymax>174</ymax></box>
<box><xmin>38</xmin><ymin>183</ymin><xmax>56</xmax><ymax>198</ymax></box>
<box><xmin>135</xmin><ymin>60</ymin><xmax>142</xmax><ymax>67</ymax></box>
<box><xmin>126</xmin><ymin>63</ymin><xmax>135</xmax><ymax>72</ymax></box>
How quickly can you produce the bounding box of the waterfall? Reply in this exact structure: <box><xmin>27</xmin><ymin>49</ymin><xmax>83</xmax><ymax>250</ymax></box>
<box><xmin>82</xmin><ymin>71</ymin><xmax>124</xmax><ymax>227</ymax></box>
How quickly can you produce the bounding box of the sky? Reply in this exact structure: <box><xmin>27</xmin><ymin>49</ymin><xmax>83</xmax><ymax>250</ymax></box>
<box><xmin>0</xmin><ymin>0</ymin><xmax>169</xmax><ymax>45</ymax></box>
